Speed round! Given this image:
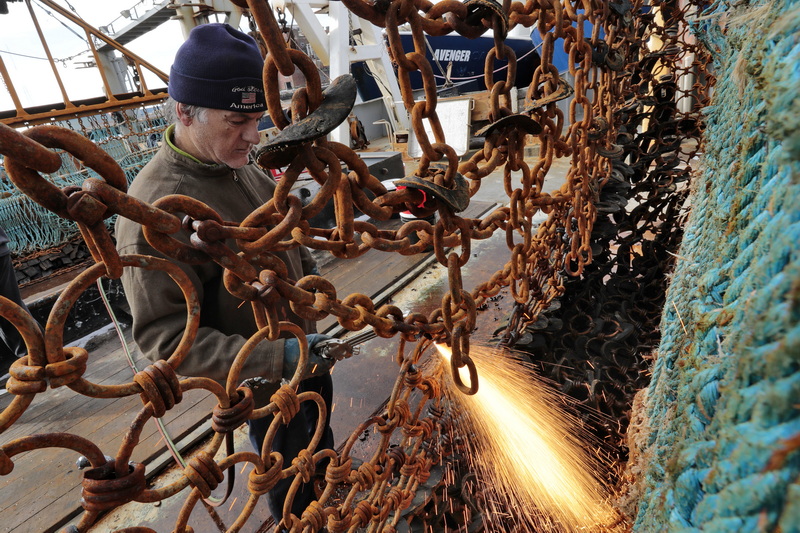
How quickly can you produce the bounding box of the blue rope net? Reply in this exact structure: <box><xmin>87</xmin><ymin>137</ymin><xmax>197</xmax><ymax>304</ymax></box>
<box><xmin>0</xmin><ymin>107</ymin><xmax>166</xmax><ymax>256</ymax></box>
<box><xmin>630</xmin><ymin>1</ymin><xmax>800</xmax><ymax>530</ymax></box>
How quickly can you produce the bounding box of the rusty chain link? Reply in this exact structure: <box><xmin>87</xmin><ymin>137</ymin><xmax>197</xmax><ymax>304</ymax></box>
<box><xmin>0</xmin><ymin>0</ymin><xmax>711</xmax><ymax>530</ymax></box>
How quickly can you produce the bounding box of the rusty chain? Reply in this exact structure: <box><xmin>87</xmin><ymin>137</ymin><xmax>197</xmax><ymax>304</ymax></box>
<box><xmin>0</xmin><ymin>0</ymin><xmax>710</xmax><ymax>530</ymax></box>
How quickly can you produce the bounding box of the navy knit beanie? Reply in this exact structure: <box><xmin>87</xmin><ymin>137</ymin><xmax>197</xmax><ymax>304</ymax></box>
<box><xmin>169</xmin><ymin>23</ymin><xmax>266</xmax><ymax>112</ymax></box>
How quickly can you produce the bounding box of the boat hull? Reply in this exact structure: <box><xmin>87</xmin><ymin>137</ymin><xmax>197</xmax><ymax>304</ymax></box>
<box><xmin>354</xmin><ymin>32</ymin><xmax>539</xmax><ymax>101</ymax></box>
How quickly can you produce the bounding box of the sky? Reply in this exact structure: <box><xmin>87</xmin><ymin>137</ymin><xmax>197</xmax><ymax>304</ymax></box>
<box><xmin>0</xmin><ymin>0</ymin><xmax>248</xmax><ymax>112</ymax></box>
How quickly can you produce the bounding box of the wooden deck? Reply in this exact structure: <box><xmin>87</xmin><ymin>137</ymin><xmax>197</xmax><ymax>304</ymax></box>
<box><xmin>0</xmin><ymin>200</ymin><xmax>496</xmax><ymax>532</ymax></box>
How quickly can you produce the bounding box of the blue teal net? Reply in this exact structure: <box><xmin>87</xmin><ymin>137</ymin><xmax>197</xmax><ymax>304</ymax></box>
<box><xmin>629</xmin><ymin>1</ymin><xmax>800</xmax><ymax>531</ymax></box>
<box><xmin>0</xmin><ymin>107</ymin><xmax>166</xmax><ymax>256</ymax></box>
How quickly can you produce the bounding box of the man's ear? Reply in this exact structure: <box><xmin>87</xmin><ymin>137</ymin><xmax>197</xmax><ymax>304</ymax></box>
<box><xmin>175</xmin><ymin>102</ymin><xmax>193</xmax><ymax>126</ymax></box>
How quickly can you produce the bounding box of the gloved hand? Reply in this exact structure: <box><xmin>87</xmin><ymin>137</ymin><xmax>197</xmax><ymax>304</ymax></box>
<box><xmin>282</xmin><ymin>333</ymin><xmax>334</xmax><ymax>381</ymax></box>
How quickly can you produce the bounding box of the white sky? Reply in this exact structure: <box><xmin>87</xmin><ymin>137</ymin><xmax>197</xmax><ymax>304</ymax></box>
<box><xmin>0</xmin><ymin>0</ymin><xmax>250</xmax><ymax>111</ymax></box>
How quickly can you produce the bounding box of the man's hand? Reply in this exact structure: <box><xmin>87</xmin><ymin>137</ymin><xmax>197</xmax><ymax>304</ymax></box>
<box><xmin>282</xmin><ymin>334</ymin><xmax>334</xmax><ymax>380</ymax></box>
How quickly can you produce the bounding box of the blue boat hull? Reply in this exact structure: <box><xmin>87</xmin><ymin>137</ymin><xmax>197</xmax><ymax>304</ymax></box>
<box><xmin>353</xmin><ymin>32</ymin><xmax>540</xmax><ymax>101</ymax></box>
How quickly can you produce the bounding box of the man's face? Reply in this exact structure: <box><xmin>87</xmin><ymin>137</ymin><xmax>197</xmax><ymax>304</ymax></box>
<box><xmin>184</xmin><ymin>109</ymin><xmax>264</xmax><ymax>168</ymax></box>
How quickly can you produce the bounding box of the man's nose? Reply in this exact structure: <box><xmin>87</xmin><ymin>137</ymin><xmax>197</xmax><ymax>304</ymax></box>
<box><xmin>243</xmin><ymin>122</ymin><xmax>261</xmax><ymax>144</ymax></box>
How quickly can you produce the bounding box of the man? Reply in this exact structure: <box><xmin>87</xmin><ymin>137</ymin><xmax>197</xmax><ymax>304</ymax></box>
<box><xmin>115</xmin><ymin>23</ymin><xmax>334</xmax><ymax>525</ymax></box>
<box><xmin>0</xmin><ymin>226</ymin><xmax>33</xmax><ymax>385</ymax></box>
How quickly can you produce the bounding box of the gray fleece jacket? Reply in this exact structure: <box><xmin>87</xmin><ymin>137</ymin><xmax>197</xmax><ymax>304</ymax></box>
<box><xmin>115</xmin><ymin>129</ymin><xmax>317</xmax><ymax>401</ymax></box>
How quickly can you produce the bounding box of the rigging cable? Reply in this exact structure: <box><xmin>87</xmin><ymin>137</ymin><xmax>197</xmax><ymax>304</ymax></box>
<box><xmin>31</xmin><ymin>0</ymin><xmax>85</xmax><ymax>42</ymax></box>
<box><xmin>424</xmin><ymin>35</ymin><xmax>451</xmax><ymax>86</ymax></box>
<box><xmin>95</xmin><ymin>279</ymin><xmax>237</xmax><ymax>509</ymax></box>
<box><xmin>0</xmin><ymin>48</ymin><xmax>90</xmax><ymax>65</ymax></box>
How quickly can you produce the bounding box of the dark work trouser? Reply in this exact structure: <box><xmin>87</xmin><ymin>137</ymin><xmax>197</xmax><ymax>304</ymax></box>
<box><xmin>0</xmin><ymin>253</ymin><xmax>30</xmax><ymax>368</ymax></box>
<box><xmin>247</xmin><ymin>373</ymin><xmax>335</xmax><ymax>528</ymax></box>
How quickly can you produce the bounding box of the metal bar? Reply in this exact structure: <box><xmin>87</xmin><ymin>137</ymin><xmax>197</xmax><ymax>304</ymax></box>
<box><xmin>25</xmin><ymin>0</ymin><xmax>74</xmax><ymax>108</ymax></box>
<box><xmin>0</xmin><ymin>93</ymin><xmax>169</xmax><ymax>127</ymax></box>
<box><xmin>37</xmin><ymin>0</ymin><xmax>170</xmax><ymax>84</ymax></box>
<box><xmin>0</xmin><ymin>55</ymin><xmax>25</xmax><ymax>116</ymax></box>
<box><xmin>134</xmin><ymin>61</ymin><xmax>152</xmax><ymax>96</ymax></box>
<box><xmin>84</xmin><ymin>27</ymin><xmax>119</xmax><ymax>103</ymax></box>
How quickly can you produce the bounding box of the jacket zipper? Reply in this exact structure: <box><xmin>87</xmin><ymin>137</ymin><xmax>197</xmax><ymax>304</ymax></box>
<box><xmin>231</xmin><ymin>168</ymin><xmax>262</xmax><ymax>211</ymax></box>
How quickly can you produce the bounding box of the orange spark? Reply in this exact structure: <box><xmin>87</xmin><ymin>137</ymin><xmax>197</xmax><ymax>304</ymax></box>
<box><xmin>436</xmin><ymin>343</ymin><xmax>621</xmax><ymax>532</ymax></box>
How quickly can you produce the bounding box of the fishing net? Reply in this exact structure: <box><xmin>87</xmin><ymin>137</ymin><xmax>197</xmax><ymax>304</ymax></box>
<box><xmin>622</xmin><ymin>1</ymin><xmax>800</xmax><ymax>529</ymax></box>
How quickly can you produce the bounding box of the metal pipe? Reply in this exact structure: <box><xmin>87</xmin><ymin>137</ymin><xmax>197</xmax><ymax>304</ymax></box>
<box><xmin>25</xmin><ymin>0</ymin><xmax>74</xmax><ymax>108</ymax></box>
<box><xmin>0</xmin><ymin>55</ymin><xmax>25</xmax><ymax>115</ymax></box>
